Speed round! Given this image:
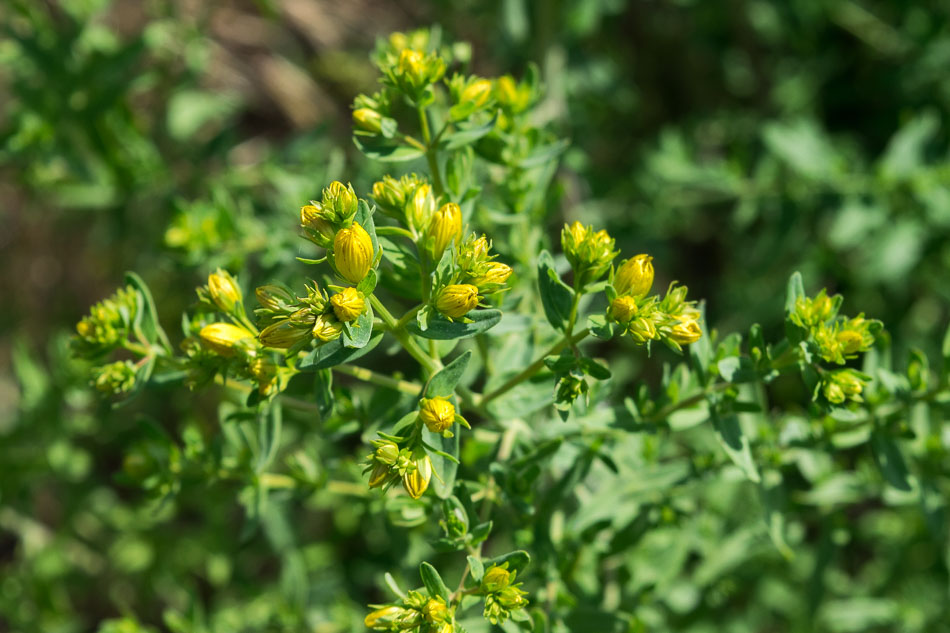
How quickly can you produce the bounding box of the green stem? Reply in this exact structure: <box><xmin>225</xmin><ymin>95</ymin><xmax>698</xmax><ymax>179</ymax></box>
<box><xmin>375</xmin><ymin>226</ymin><xmax>416</xmax><ymax>241</ymax></box>
<box><xmin>481</xmin><ymin>328</ymin><xmax>591</xmax><ymax>406</ymax></box>
<box><xmin>334</xmin><ymin>364</ymin><xmax>422</xmax><ymax>396</ymax></box>
<box><xmin>370</xmin><ymin>294</ymin><xmax>441</xmax><ymax>377</ymax></box>
<box><xmin>394</xmin><ymin>304</ymin><xmax>425</xmax><ymax>331</ymax></box>
<box><xmin>418</xmin><ymin>105</ymin><xmax>444</xmax><ymax>196</ymax></box>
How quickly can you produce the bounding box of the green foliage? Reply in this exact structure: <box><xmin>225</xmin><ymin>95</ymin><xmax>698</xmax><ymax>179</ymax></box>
<box><xmin>3</xmin><ymin>3</ymin><xmax>950</xmax><ymax>633</ymax></box>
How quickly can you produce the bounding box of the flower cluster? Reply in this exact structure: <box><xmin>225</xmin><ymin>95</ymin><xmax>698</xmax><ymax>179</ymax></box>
<box><xmin>73</xmin><ymin>285</ymin><xmax>139</xmax><ymax>358</ymax></box>
<box><xmin>479</xmin><ymin>564</ymin><xmax>529</xmax><ymax>625</ymax></box>
<box><xmin>364</xmin><ymin>591</ymin><xmax>455</xmax><ymax>633</ymax></box>
<box><xmin>254</xmin><ymin>281</ymin><xmax>366</xmax><ymax>350</ymax></box>
<box><xmin>789</xmin><ymin>289</ymin><xmax>881</xmax><ymax>404</ymax></box>
<box><xmin>581</xmin><ymin>238</ymin><xmax>704</xmax><ymax>351</ymax></box>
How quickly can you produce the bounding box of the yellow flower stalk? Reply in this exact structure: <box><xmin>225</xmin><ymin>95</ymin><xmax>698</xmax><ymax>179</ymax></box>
<box><xmin>614</xmin><ymin>254</ymin><xmax>654</xmax><ymax>298</ymax></box>
<box><xmin>419</xmin><ymin>396</ymin><xmax>456</xmax><ymax>433</ymax></box>
<box><xmin>427</xmin><ymin>202</ymin><xmax>462</xmax><ymax>258</ymax></box>
<box><xmin>199</xmin><ymin>323</ymin><xmax>254</xmax><ymax>357</ymax></box>
<box><xmin>436</xmin><ymin>284</ymin><xmax>480</xmax><ymax>319</ymax></box>
<box><xmin>333</xmin><ymin>222</ymin><xmax>374</xmax><ymax>284</ymax></box>
<box><xmin>330</xmin><ymin>287</ymin><xmax>365</xmax><ymax>322</ymax></box>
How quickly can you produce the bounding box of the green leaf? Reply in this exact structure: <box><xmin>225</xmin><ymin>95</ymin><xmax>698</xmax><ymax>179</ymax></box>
<box><xmin>784</xmin><ymin>271</ymin><xmax>805</xmax><ymax>314</ymax></box>
<box><xmin>423</xmin><ymin>425</ymin><xmax>458</xmax><ymax>499</ymax></box>
<box><xmin>441</xmin><ymin>112</ymin><xmax>498</xmax><ymax>150</ymax></box>
<box><xmin>712</xmin><ymin>411</ymin><xmax>761</xmax><ymax>483</ymax></box>
<box><xmin>298</xmin><ymin>331</ymin><xmax>384</xmax><ymax>370</ymax></box>
<box><xmin>419</xmin><ymin>562</ymin><xmax>451</xmax><ymax>602</ymax></box>
<box><xmin>717</xmin><ymin>356</ymin><xmax>757</xmax><ymax>383</ymax></box>
<box><xmin>407</xmin><ymin>310</ymin><xmax>502</xmax><ymax>340</ymax></box>
<box><xmin>942</xmin><ymin>321</ymin><xmax>950</xmax><ymax>378</ymax></box>
<box><xmin>425</xmin><ymin>351</ymin><xmax>471</xmax><ymax>398</ymax></box>
<box><xmin>518</xmin><ymin>138</ymin><xmax>570</xmax><ymax>168</ymax></box>
<box><xmin>125</xmin><ymin>271</ymin><xmax>169</xmax><ymax>350</ymax></box>
<box><xmin>353</xmin><ymin>135</ymin><xmax>425</xmax><ymax>162</ymax></box>
<box><xmin>255</xmin><ymin>402</ymin><xmax>282</xmax><ymax>474</ymax></box>
<box><xmin>467</xmin><ymin>555</ymin><xmax>484</xmax><ymax>583</ymax></box>
<box><xmin>341</xmin><ymin>303</ymin><xmax>374</xmax><ymax>349</ymax></box>
<box><xmin>483</xmin><ymin>550</ymin><xmax>531</xmax><ymax>574</ymax></box>
<box><xmin>537</xmin><ymin>250</ymin><xmax>575</xmax><ymax>331</ymax></box>
<box><xmin>870</xmin><ymin>432</ymin><xmax>912</xmax><ymax>491</ymax></box>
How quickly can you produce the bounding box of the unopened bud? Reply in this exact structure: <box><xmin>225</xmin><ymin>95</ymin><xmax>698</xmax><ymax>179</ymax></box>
<box><xmin>207</xmin><ymin>269</ymin><xmax>243</xmax><ymax>314</ymax></box>
<box><xmin>419</xmin><ymin>396</ymin><xmax>456</xmax><ymax>433</ymax></box>
<box><xmin>468</xmin><ymin>262</ymin><xmax>512</xmax><ymax>291</ymax></box>
<box><xmin>614</xmin><ymin>254</ymin><xmax>654</xmax><ymax>298</ymax></box>
<box><xmin>609</xmin><ymin>296</ymin><xmax>638</xmax><ymax>324</ymax></box>
<box><xmin>199</xmin><ymin>323</ymin><xmax>255</xmax><ymax>357</ymax></box>
<box><xmin>426</xmin><ymin>202</ymin><xmax>462</xmax><ymax>258</ymax></box>
<box><xmin>330</xmin><ymin>287</ymin><xmax>365</xmax><ymax>322</ymax></box>
<box><xmin>312</xmin><ymin>314</ymin><xmax>344</xmax><ymax>343</ymax></box>
<box><xmin>669</xmin><ymin>317</ymin><xmax>702</xmax><ymax>345</ymax></box>
<box><xmin>353</xmin><ymin>108</ymin><xmax>383</xmax><ymax>134</ymax></box>
<box><xmin>402</xmin><ymin>454</ymin><xmax>432</xmax><ymax>499</ymax></box>
<box><xmin>300</xmin><ymin>204</ymin><xmax>335</xmax><ymax>247</ymax></box>
<box><xmin>333</xmin><ymin>222</ymin><xmax>374</xmax><ymax>284</ymax></box>
<box><xmin>321</xmin><ymin>181</ymin><xmax>359</xmax><ymax>224</ymax></box>
<box><xmin>259</xmin><ymin>319</ymin><xmax>312</xmax><ymax>349</ymax></box>
<box><xmin>436</xmin><ymin>284</ymin><xmax>479</xmax><ymax>319</ymax></box>
<box><xmin>481</xmin><ymin>565</ymin><xmax>512</xmax><ymax>592</ymax></box>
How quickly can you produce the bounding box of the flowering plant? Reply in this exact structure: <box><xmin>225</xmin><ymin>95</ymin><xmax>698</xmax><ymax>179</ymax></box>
<box><xmin>71</xmin><ymin>27</ymin><xmax>949</xmax><ymax>632</ymax></box>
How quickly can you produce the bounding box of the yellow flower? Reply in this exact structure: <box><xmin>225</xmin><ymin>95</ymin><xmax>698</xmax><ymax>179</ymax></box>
<box><xmin>481</xmin><ymin>565</ymin><xmax>512</xmax><ymax>592</ymax></box>
<box><xmin>461</xmin><ymin>78</ymin><xmax>493</xmax><ymax>107</ymax></box>
<box><xmin>321</xmin><ymin>181</ymin><xmax>359</xmax><ymax>223</ymax></box>
<box><xmin>423</xmin><ymin>597</ymin><xmax>450</xmax><ymax>623</ymax></box>
<box><xmin>300</xmin><ymin>204</ymin><xmax>334</xmax><ymax>247</ymax></box>
<box><xmin>608</xmin><ymin>296</ymin><xmax>638</xmax><ymax>324</ymax></box>
<box><xmin>259</xmin><ymin>319</ymin><xmax>312</xmax><ymax>349</ymax></box>
<box><xmin>199</xmin><ymin>323</ymin><xmax>255</xmax><ymax>357</ymax></box>
<box><xmin>312</xmin><ymin>314</ymin><xmax>344</xmax><ymax>342</ymax></box>
<box><xmin>207</xmin><ymin>269</ymin><xmax>242</xmax><ymax>314</ymax></box>
<box><xmin>333</xmin><ymin>222</ymin><xmax>374</xmax><ymax>284</ymax></box>
<box><xmin>614</xmin><ymin>254</ymin><xmax>654</xmax><ymax>298</ymax></box>
<box><xmin>364</xmin><ymin>606</ymin><xmax>407</xmax><ymax>630</ymax></box>
<box><xmin>409</xmin><ymin>183</ymin><xmax>436</xmax><ymax>232</ymax></box>
<box><xmin>560</xmin><ymin>221</ymin><xmax>617</xmax><ymax>284</ymax></box>
<box><xmin>353</xmin><ymin>107</ymin><xmax>382</xmax><ymax>133</ymax></box>
<box><xmin>330</xmin><ymin>287</ymin><xmax>365</xmax><ymax>322</ymax></box>
<box><xmin>402</xmin><ymin>454</ymin><xmax>432</xmax><ymax>499</ymax></box>
<box><xmin>468</xmin><ymin>262</ymin><xmax>512</xmax><ymax>290</ymax></box>
<box><xmin>426</xmin><ymin>202</ymin><xmax>462</xmax><ymax>258</ymax></box>
<box><xmin>837</xmin><ymin>329</ymin><xmax>864</xmax><ymax>355</ymax></box>
<box><xmin>419</xmin><ymin>396</ymin><xmax>456</xmax><ymax>433</ymax></box>
<box><xmin>436</xmin><ymin>284</ymin><xmax>480</xmax><ymax>319</ymax></box>
<box><xmin>669</xmin><ymin>317</ymin><xmax>702</xmax><ymax>345</ymax></box>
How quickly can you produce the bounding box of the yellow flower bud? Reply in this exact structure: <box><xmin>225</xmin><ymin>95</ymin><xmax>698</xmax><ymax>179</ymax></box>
<box><xmin>837</xmin><ymin>329</ymin><xmax>864</xmax><ymax>356</ymax></box>
<box><xmin>669</xmin><ymin>318</ymin><xmax>702</xmax><ymax>345</ymax></box>
<box><xmin>409</xmin><ymin>184</ymin><xmax>436</xmax><ymax>232</ymax></box>
<box><xmin>248</xmin><ymin>357</ymin><xmax>277</xmax><ymax>394</ymax></box>
<box><xmin>312</xmin><ymin>314</ymin><xmax>344</xmax><ymax>343</ymax></box>
<box><xmin>419</xmin><ymin>396</ymin><xmax>456</xmax><ymax>433</ymax></box>
<box><xmin>367</xmin><ymin>461</ymin><xmax>393</xmax><ymax>489</ymax></box>
<box><xmin>364</xmin><ymin>606</ymin><xmax>407</xmax><ymax>630</ymax></box>
<box><xmin>371</xmin><ymin>175</ymin><xmax>406</xmax><ymax>214</ymax></box>
<box><xmin>427</xmin><ymin>202</ymin><xmax>462</xmax><ymax>258</ymax></box>
<box><xmin>207</xmin><ymin>269</ymin><xmax>242</xmax><ymax>314</ymax></box>
<box><xmin>469</xmin><ymin>262</ymin><xmax>512</xmax><ymax>290</ymax></box>
<box><xmin>423</xmin><ymin>597</ymin><xmax>450</xmax><ymax>623</ymax></box>
<box><xmin>402</xmin><ymin>454</ymin><xmax>432</xmax><ymax>499</ymax></box>
<box><xmin>322</xmin><ymin>181</ymin><xmax>359</xmax><ymax>223</ymax></box>
<box><xmin>300</xmin><ymin>204</ymin><xmax>334</xmax><ymax>247</ymax></box>
<box><xmin>461</xmin><ymin>78</ymin><xmax>493</xmax><ymax>107</ymax></box>
<box><xmin>614</xmin><ymin>254</ymin><xmax>654</xmax><ymax>298</ymax></box>
<box><xmin>561</xmin><ymin>221</ymin><xmax>617</xmax><ymax>284</ymax></box>
<box><xmin>398</xmin><ymin>48</ymin><xmax>426</xmax><ymax>84</ymax></box>
<box><xmin>495</xmin><ymin>76</ymin><xmax>519</xmax><ymax>108</ymax></box>
<box><xmin>481</xmin><ymin>565</ymin><xmax>512</xmax><ymax>592</ymax></box>
<box><xmin>609</xmin><ymin>296</ymin><xmax>638</xmax><ymax>324</ymax></box>
<box><xmin>259</xmin><ymin>319</ymin><xmax>312</xmax><ymax>349</ymax></box>
<box><xmin>627</xmin><ymin>316</ymin><xmax>658</xmax><ymax>343</ymax></box>
<box><xmin>436</xmin><ymin>284</ymin><xmax>480</xmax><ymax>319</ymax></box>
<box><xmin>333</xmin><ymin>222</ymin><xmax>374</xmax><ymax>284</ymax></box>
<box><xmin>823</xmin><ymin>380</ymin><xmax>845</xmax><ymax>404</ymax></box>
<box><xmin>330</xmin><ymin>287</ymin><xmax>365</xmax><ymax>322</ymax></box>
<box><xmin>353</xmin><ymin>107</ymin><xmax>383</xmax><ymax>133</ymax></box>
<box><xmin>199</xmin><ymin>323</ymin><xmax>255</xmax><ymax>357</ymax></box>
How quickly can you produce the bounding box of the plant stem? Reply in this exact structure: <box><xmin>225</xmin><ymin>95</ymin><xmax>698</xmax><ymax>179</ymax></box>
<box><xmin>335</xmin><ymin>364</ymin><xmax>422</xmax><ymax>396</ymax></box>
<box><xmin>375</xmin><ymin>226</ymin><xmax>416</xmax><ymax>241</ymax></box>
<box><xmin>417</xmin><ymin>105</ymin><xmax>444</xmax><ymax>196</ymax></box>
<box><xmin>370</xmin><ymin>294</ymin><xmax>442</xmax><ymax>377</ymax></box>
<box><xmin>481</xmin><ymin>328</ymin><xmax>591</xmax><ymax>406</ymax></box>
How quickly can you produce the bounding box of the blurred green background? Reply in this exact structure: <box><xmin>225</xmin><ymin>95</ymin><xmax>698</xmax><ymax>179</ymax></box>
<box><xmin>1</xmin><ymin>0</ymin><xmax>949</xmax><ymax>631</ymax></box>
